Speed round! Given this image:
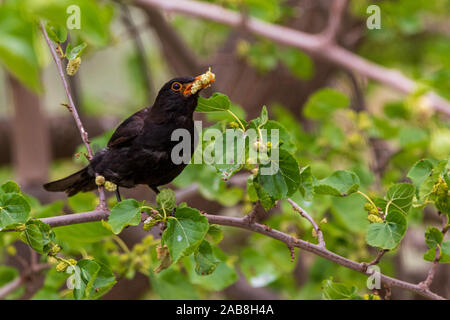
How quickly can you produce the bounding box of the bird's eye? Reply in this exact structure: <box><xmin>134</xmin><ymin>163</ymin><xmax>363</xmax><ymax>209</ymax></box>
<box><xmin>171</xmin><ymin>82</ymin><xmax>182</xmax><ymax>92</ymax></box>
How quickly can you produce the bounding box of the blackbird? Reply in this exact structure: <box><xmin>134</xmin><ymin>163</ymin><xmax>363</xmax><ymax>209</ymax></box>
<box><xmin>43</xmin><ymin>71</ymin><xmax>215</xmax><ymax>201</ymax></box>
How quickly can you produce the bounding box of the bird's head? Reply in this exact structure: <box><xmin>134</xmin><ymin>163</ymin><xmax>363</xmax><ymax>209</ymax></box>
<box><xmin>152</xmin><ymin>69</ymin><xmax>215</xmax><ymax>118</ymax></box>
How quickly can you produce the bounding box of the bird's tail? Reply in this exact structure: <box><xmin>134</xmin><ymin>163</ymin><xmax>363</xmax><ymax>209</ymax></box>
<box><xmin>43</xmin><ymin>166</ymin><xmax>96</xmax><ymax>197</ymax></box>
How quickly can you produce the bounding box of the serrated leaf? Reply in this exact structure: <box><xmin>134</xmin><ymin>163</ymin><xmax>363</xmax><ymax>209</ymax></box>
<box><xmin>162</xmin><ymin>207</ymin><xmax>209</xmax><ymax>263</ymax></box>
<box><xmin>20</xmin><ymin>220</ymin><xmax>55</xmax><ymax>254</ymax></box>
<box><xmin>385</xmin><ymin>183</ymin><xmax>415</xmax><ymax>215</ymax></box>
<box><xmin>73</xmin><ymin>259</ymin><xmax>101</xmax><ymax>300</ymax></box>
<box><xmin>407</xmin><ymin>159</ymin><xmax>434</xmax><ymax>190</ymax></box>
<box><xmin>194</xmin><ymin>240</ymin><xmax>220</xmax><ymax>275</ymax></box>
<box><xmin>157</xmin><ymin>189</ymin><xmax>176</xmax><ymax>213</ymax></box>
<box><xmin>196</xmin><ymin>93</ymin><xmax>230</xmax><ymax>112</ymax></box>
<box><xmin>304</xmin><ymin>88</ymin><xmax>349</xmax><ymax>119</ymax></box>
<box><xmin>0</xmin><ymin>193</ymin><xmax>30</xmax><ymax>230</ymax></box>
<box><xmin>257</xmin><ymin>149</ymin><xmax>300</xmax><ymax>200</ymax></box>
<box><xmin>425</xmin><ymin>227</ymin><xmax>443</xmax><ymax>249</ymax></box>
<box><xmin>314</xmin><ymin>170</ymin><xmax>360</xmax><ymax>197</ymax></box>
<box><xmin>0</xmin><ymin>181</ymin><xmax>21</xmax><ymax>194</ymax></box>
<box><xmin>366</xmin><ymin>210</ymin><xmax>407</xmax><ymax>250</ymax></box>
<box><xmin>107</xmin><ymin>199</ymin><xmax>141</xmax><ymax>234</ymax></box>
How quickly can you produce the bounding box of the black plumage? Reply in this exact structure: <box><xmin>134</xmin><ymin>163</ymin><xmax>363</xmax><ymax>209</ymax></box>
<box><xmin>44</xmin><ymin>76</ymin><xmax>204</xmax><ymax>198</ymax></box>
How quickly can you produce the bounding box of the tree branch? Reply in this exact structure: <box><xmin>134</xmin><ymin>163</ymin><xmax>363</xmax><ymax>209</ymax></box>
<box><xmin>132</xmin><ymin>0</ymin><xmax>450</xmax><ymax>116</ymax></box>
<box><xmin>287</xmin><ymin>198</ymin><xmax>325</xmax><ymax>247</ymax></box>
<box><xmin>0</xmin><ymin>264</ymin><xmax>50</xmax><ymax>300</ymax></box>
<box><xmin>1</xmin><ymin>208</ymin><xmax>445</xmax><ymax>300</ymax></box>
<box><xmin>40</xmin><ymin>22</ymin><xmax>107</xmax><ymax>208</ymax></box>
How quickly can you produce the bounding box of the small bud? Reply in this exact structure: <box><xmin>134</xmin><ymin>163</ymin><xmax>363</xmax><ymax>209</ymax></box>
<box><xmin>364</xmin><ymin>203</ymin><xmax>373</xmax><ymax>212</ymax></box>
<box><xmin>320</xmin><ymin>218</ymin><xmax>328</xmax><ymax>224</ymax></box>
<box><xmin>67</xmin><ymin>259</ymin><xmax>77</xmax><ymax>265</ymax></box>
<box><xmin>251</xmin><ymin>168</ymin><xmax>259</xmax><ymax>176</ymax></box>
<box><xmin>48</xmin><ymin>256</ymin><xmax>58</xmax><ymax>264</ymax></box>
<box><xmin>369</xmin><ymin>208</ymin><xmax>379</xmax><ymax>216</ymax></box>
<box><xmin>95</xmin><ymin>175</ymin><xmax>106</xmax><ymax>186</ymax></box>
<box><xmin>6</xmin><ymin>245</ymin><xmax>17</xmax><ymax>256</ymax></box>
<box><xmin>66</xmin><ymin>57</ymin><xmax>81</xmax><ymax>76</ymax></box>
<box><xmin>56</xmin><ymin>261</ymin><xmax>68</xmax><ymax>272</ymax></box>
<box><xmin>368</xmin><ymin>214</ymin><xmax>383</xmax><ymax>223</ymax></box>
<box><xmin>228</xmin><ymin>121</ymin><xmax>240</xmax><ymax>129</ymax></box>
<box><xmin>49</xmin><ymin>244</ymin><xmax>61</xmax><ymax>256</ymax></box>
<box><xmin>15</xmin><ymin>224</ymin><xmax>26</xmax><ymax>232</ymax></box>
<box><xmin>104</xmin><ymin>181</ymin><xmax>117</xmax><ymax>192</ymax></box>
<box><xmin>312</xmin><ymin>228</ymin><xmax>318</xmax><ymax>238</ymax></box>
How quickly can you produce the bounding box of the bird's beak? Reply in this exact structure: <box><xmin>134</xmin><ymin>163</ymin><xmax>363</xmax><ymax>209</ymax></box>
<box><xmin>183</xmin><ymin>69</ymin><xmax>215</xmax><ymax>96</ymax></box>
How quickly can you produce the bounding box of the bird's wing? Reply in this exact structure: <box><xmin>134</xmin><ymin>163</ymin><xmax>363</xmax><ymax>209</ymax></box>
<box><xmin>107</xmin><ymin>108</ymin><xmax>147</xmax><ymax>148</ymax></box>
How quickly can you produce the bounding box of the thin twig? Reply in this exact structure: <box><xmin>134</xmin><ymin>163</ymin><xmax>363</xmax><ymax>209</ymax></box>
<box><xmin>287</xmin><ymin>198</ymin><xmax>325</xmax><ymax>247</ymax></box>
<box><xmin>361</xmin><ymin>249</ymin><xmax>388</xmax><ymax>272</ymax></box>
<box><xmin>116</xmin><ymin>0</ymin><xmax>154</xmax><ymax>101</ymax></box>
<box><xmin>321</xmin><ymin>0</ymin><xmax>348</xmax><ymax>44</ymax></box>
<box><xmin>39</xmin><ymin>22</ymin><xmax>107</xmax><ymax>208</ymax></box>
<box><xmin>132</xmin><ymin>0</ymin><xmax>450</xmax><ymax>116</ymax></box>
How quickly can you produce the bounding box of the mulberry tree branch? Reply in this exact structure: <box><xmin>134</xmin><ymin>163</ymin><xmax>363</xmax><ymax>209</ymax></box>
<box><xmin>40</xmin><ymin>22</ymin><xmax>107</xmax><ymax>208</ymax></box>
<box><xmin>287</xmin><ymin>198</ymin><xmax>325</xmax><ymax>247</ymax></box>
<box><xmin>132</xmin><ymin>0</ymin><xmax>450</xmax><ymax>117</ymax></box>
<box><xmin>1</xmin><ymin>208</ymin><xmax>445</xmax><ymax>300</ymax></box>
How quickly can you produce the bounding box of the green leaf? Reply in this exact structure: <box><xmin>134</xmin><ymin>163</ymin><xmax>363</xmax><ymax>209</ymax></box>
<box><xmin>66</xmin><ymin>42</ymin><xmax>87</xmax><ymax>60</ymax></box>
<box><xmin>149</xmin><ymin>267</ymin><xmax>198</xmax><ymax>300</ymax></box>
<box><xmin>424</xmin><ymin>227</ymin><xmax>443</xmax><ymax>249</ymax></box>
<box><xmin>314</xmin><ymin>170</ymin><xmax>360</xmax><ymax>197</ymax></box>
<box><xmin>196</xmin><ymin>93</ymin><xmax>230</xmax><ymax>112</ymax></box>
<box><xmin>157</xmin><ymin>189</ymin><xmax>176</xmax><ymax>213</ymax></box>
<box><xmin>407</xmin><ymin>159</ymin><xmax>434</xmax><ymax>190</ymax></box>
<box><xmin>366</xmin><ymin>210</ymin><xmax>407</xmax><ymax>250</ymax></box>
<box><xmin>0</xmin><ymin>181</ymin><xmax>20</xmax><ymax>194</ymax></box>
<box><xmin>256</xmin><ymin>149</ymin><xmax>300</xmax><ymax>200</ymax></box>
<box><xmin>107</xmin><ymin>199</ymin><xmax>141</xmax><ymax>234</ymax></box>
<box><xmin>206</xmin><ymin>225</ymin><xmax>223</xmax><ymax>244</ymax></box>
<box><xmin>71</xmin><ymin>259</ymin><xmax>115</xmax><ymax>300</ymax></box>
<box><xmin>54</xmin><ymin>222</ymin><xmax>113</xmax><ymax>249</ymax></box>
<box><xmin>213</xmin><ymin>130</ymin><xmax>245</xmax><ymax>180</ymax></box>
<box><xmin>253</xmin><ymin>180</ymin><xmax>276</xmax><ymax>210</ymax></box>
<box><xmin>303</xmin><ymin>88</ymin><xmax>349</xmax><ymax>119</ymax></box>
<box><xmin>279</xmin><ymin>48</ymin><xmax>314</xmax><ymax>80</ymax></box>
<box><xmin>386</xmin><ymin>183</ymin><xmax>415</xmax><ymax>215</ymax></box>
<box><xmin>73</xmin><ymin>259</ymin><xmax>100</xmax><ymax>300</ymax></box>
<box><xmin>440</xmin><ymin>241</ymin><xmax>450</xmax><ymax>263</ymax></box>
<box><xmin>399</xmin><ymin>126</ymin><xmax>428</xmax><ymax>148</ymax></box>
<box><xmin>322</xmin><ymin>279</ymin><xmax>362</xmax><ymax>300</ymax></box>
<box><xmin>298</xmin><ymin>166</ymin><xmax>314</xmax><ymax>201</ymax></box>
<box><xmin>183</xmin><ymin>248</ymin><xmax>237</xmax><ymax>291</ymax></box>
<box><xmin>162</xmin><ymin>207</ymin><xmax>209</xmax><ymax>263</ymax></box>
<box><xmin>0</xmin><ymin>193</ymin><xmax>30</xmax><ymax>230</ymax></box>
<box><xmin>45</xmin><ymin>23</ymin><xmax>67</xmax><ymax>43</ymax></box>
<box><xmin>20</xmin><ymin>220</ymin><xmax>55</xmax><ymax>254</ymax></box>
<box><xmin>194</xmin><ymin>240</ymin><xmax>221</xmax><ymax>275</ymax></box>
<box><xmin>261</xmin><ymin>120</ymin><xmax>296</xmax><ymax>153</ymax></box>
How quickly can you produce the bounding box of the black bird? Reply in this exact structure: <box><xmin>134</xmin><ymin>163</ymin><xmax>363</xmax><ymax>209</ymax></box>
<box><xmin>44</xmin><ymin>72</ymin><xmax>215</xmax><ymax>201</ymax></box>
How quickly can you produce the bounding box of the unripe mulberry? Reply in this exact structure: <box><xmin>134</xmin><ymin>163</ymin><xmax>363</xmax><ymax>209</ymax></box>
<box><xmin>66</xmin><ymin>57</ymin><xmax>81</xmax><ymax>76</ymax></box>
